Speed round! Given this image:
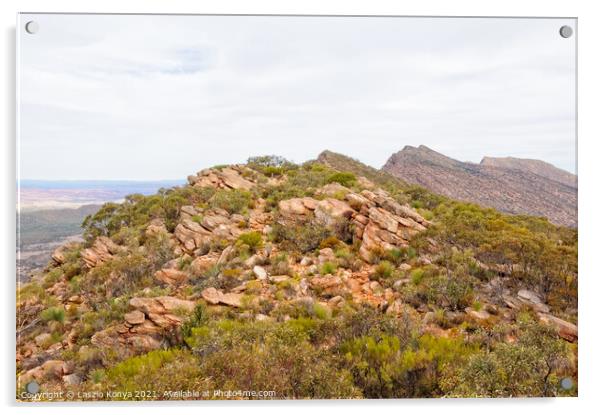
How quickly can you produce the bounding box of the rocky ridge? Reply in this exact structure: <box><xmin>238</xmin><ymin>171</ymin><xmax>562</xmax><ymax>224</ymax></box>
<box><xmin>16</xmin><ymin>157</ymin><xmax>578</xmax><ymax>394</ymax></box>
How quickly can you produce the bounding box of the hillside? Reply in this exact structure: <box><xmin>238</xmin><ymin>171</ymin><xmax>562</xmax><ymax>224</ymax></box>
<box><xmin>17</xmin><ymin>205</ymin><xmax>101</xmax><ymax>282</ymax></box>
<box><xmin>480</xmin><ymin>156</ymin><xmax>576</xmax><ymax>188</ymax></box>
<box><xmin>382</xmin><ymin>145</ymin><xmax>577</xmax><ymax>227</ymax></box>
<box><xmin>16</xmin><ymin>154</ymin><xmax>578</xmax><ymax>400</ymax></box>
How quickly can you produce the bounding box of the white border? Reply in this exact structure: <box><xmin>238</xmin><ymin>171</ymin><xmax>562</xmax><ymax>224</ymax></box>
<box><xmin>2</xmin><ymin>1</ymin><xmax>601</xmax><ymax>414</ymax></box>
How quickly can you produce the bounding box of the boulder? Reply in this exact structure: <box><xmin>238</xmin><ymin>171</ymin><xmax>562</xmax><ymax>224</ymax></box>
<box><xmin>155</xmin><ymin>268</ymin><xmax>188</xmax><ymax>286</ymax></box>
<box><xmin>62</xmin><ymin>373</ymin><xmax>82</xmax><ymax>385</ymax></box>
<box><xmin>190</xmin><ymin>166</ymin><xmax>256</xmax><ymax>190</ymax></box>
<box><xmin>50</xmin><ymin>243</ymin><xmax>78</xmax><ymax>266</ymax></box>
<box><xmin>465</xmin><ymin>307</ymin><xmax>491</xmax><ymax>320</ymax></box>
<box><xmin>253</xmin><ymin>265</ymin><xmax>268</xmax><ymax>280</ymax></box>
<box><xmin>538</xmin><ymin>313</ymin><xmax>578</xmax><ymax>342</ymax></box>
<box><xmin>124</xmin><ymin>310</ymin><xmax>145</xmax><ymax>325</ymax></box>
<box><xmin>368</xmin><ymin>207</ymin><xmax>399</xmax><ymax>233</ymax></box>
<box><xmin>278</xmin><ymin>198</ymin><xmax>314</xmax><ymax>217</ymax></box>
<box><xmin>129</xmin><ymin>296</ymin><xmax>196</xmax><ymax>315</ymax></box>
<box><xmin>145</xmin><ymin>219</ymin><xmax>168</xmax><ymax>236</ymax></box>
<box><xmin>201</xmin><ymin>287</ymin><xmax>243</xmax><ymax>308</ymax></box>
<box><xmin>309</xmin><ymin>275</ymin><xmax>344</xmax><ymax>296</ymax></box>
<box><xmin>314</xmin><ymin>198</ymin><xmax>355</xmax><ymax>226</ymax></box>
<box><xmin>191</xmin><ymin>254</ymin><xmax>219</xmax><ymax>275</ymax></box>
<box><xmin>517</xmin><ymin>289</ymin><xmax>550</xmax><ymax>312</ymax></box>
<box><xmin>201</xmin><ymin>287</ymin><xmax>222</xmax><ymax>305</ymax></box>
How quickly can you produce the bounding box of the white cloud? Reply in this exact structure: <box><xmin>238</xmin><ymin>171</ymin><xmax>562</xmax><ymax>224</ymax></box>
<box><xmin>18</xmin><ymin>14</ymin><xmax>576</xmax><ymax>179</ymax></box>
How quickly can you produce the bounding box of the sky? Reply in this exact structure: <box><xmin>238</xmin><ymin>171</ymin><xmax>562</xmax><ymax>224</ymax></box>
<box><xmin>18</xmin><ymin>14</ymin><xmax>577</xmax><ymax>180</ymax></box>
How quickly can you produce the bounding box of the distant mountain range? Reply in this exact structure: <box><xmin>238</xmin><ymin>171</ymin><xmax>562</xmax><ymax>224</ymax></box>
<box><xmin>381</xmin><ymin>145</ymin><xmax>577</xmax><ymax>227</ymax></box>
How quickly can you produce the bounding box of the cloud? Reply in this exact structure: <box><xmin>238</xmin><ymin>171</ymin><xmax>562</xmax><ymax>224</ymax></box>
<box><xmin>18</xmin><ymin>14</ymin><xmax>576</xmax><ymax>179</ymax></box>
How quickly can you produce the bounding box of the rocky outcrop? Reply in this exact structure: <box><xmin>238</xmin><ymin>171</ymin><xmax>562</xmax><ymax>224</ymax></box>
<box><xmin>201</xmin><ymin>287</ymin><xmax>244</xmax><ymax>308</ymax></box>
<box><xmin>50</xmin><ymin>242</ymin><xmax>79</xmax><ymax>267</ymax></box>
<box><xmin>81</xmin><ymin>236</ymin><xmax>122</xmax><ymax>268</ymax></box>
<box><xmin>188</xmin><ymin>166</ymin><xmax>256</xmax><ymax>190</ymax></box>
<box><xmin>174</xmin><ymin>206</ymin><xmax>245</xmax><ymax>254</ymax></box>
<box><xmin>278</xmin><ymin>185</ymin><xmax>428</xmax><ymax>263</ymax></box>
<box><xmin>538</xmin><ymin>313</ymin><xmax>578</xmax><ymax>342</ymax></box>
<box><xmin>155</xmin><ymin>268</ymin><xmax>189</xmax><ymax>286</ymax></box>
<box><xmin>91</xmin><ymin>296</ymin><xmax>197</xmax><ymax>354</ymax></box>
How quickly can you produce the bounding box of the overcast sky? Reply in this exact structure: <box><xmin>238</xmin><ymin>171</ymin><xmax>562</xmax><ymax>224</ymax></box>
<box><xmin>18</xmin><ymin>14</ymin><xmax>576</xmax><ymax>180</ymax></box>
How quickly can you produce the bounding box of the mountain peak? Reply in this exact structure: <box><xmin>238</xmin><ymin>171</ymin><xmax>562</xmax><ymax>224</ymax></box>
<box><xmin>382</xmin><ymin>146</ymin><xmax>577</xmax><ymax>227</ymax></box>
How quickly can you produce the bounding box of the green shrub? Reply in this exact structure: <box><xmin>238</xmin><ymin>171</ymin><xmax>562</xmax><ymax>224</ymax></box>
<box><xmin>209</xmin><ymin>189</ymin><xmax>252</xmax><ymax>214</ymax></box>
<box><xmin>327</xmin><ymin>172</ymin><xmax>356</xmax><ymax>187</ymax></box>
<box><xmin>181</xmin><ymin>303</ymin><xmax>209</xmax><ymax>339</ymax></box>
<box><xmin>320</xmin><ymin>262</ymin><xmax>338</xmax><ymax>275</ymax></box>
<box><xmin>373</xmin><ymin>261</ymin><xmax>394</xmax><ymax>279</ymax></box>
<box><xmin>313</xmin><ymin>303</ymin><xmax>332</xmax><ymax>320</ymax></box>
<box><xmin>237</xmin><ymin>231</ymin><xmax>263</xmax><ymax>252</ymax></box>
<box><xmin>41</xmin><ymin>307</ymin><xmax>65</xmax><ymax>324</ymax></box>
<box><xmin>271</xmin><ymin>219</ymin><xmax>332</xmax><ymax>253</ymax></box>
<box><xmin>97</xmin><ymin>350</ymin><xmax>206</xmax><ymax>398</ymax></box>
<box><xmin>319</xmin><ymin>236</ymin><xmax>341</xmax><ymax>250</ymax></box>
<box><xmin>410</xmin><ymin>268</ymin><xmax>425</xmax><ymax>285</ymax></box>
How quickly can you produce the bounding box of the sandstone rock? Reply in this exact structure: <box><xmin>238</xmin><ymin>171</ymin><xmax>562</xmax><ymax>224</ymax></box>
<box><xmin>130</xmin><ymin>320</ymin><xmax>163</xmax><ymax>335</ymax></box>
<box><xmin>174</xmin><ymin>219</ymin><xmax>212</xmax><ymax>253</ymax></box>
<box><xmin>91</xmin><ymin>327</ymin><xmax>121</xmax><ymax>348</ymax></box>
<box><xmin>328</xmin><ymin>295</ymin><xmax>345</xmax><ymax>308</ymax></box>
<box><xmin>201</xmin><ymin>287</ymin><xmax>243</xmax><ymax>307</ymax></box>
<box><xmin>201</xmin><ymin>287</ymin><xmax>222</xmax><ymax>305</ymax></box>
<box><xmin>516</xmin><ymin>289</ymin><xmax>550</xmax><ymax>313</ymax></box>
<box><xmin>180</xmin><ymin>205</ymin><xmax>198</xmax><ymax>219</ymax></box>
<box><xmin>50</xmin><ymin>243</ymin><xmax>78</xmax><ymax>266</ymax></box>
<box><xmin>156</xmin><ymin>296</ymin><xmax>196</xmax><ymax>313</ymax></box>
<box><xmin>278</xmin><ymin>198</ymin><xmax>314</xmax><ymax>217</ymax></box>
<box><xmin>126</xmin><ymin>335</ymin><xmax>162</xmax><ymax>351</ymax></box>
<box><xmin>316</xmin><ymin>248</ymin><xmax>335</xmax><ymax>266</ymax></box>
<box><xmin>155</xmin><ymin>268</ymin><xmax>188</xmax><ymax>286</ymax></box>
<box><xmin>129</xmin><ymin>296</ymin><xmax>195</xmax><ymax>315</ymax></box>
<box><xmin>270</xmin><ymin>275</ymin><xmax>291</xmax><ymax>284</ymax></box>
<box><xmin>82</xmin><ymin>236</ymin><xmax>121</xmax><ymax>268</ymax></box>
<box><xmin>217</xmin><ymin>245</ymin><xmax>235</xmax><ymax>265</ymax></box>
<box><xmin>253</xmin><ymin>265</ymin><xmax>268</xmax><ymax>280</ymax></box>
<box><xmin>146</xmin><ymin>218</ymin><xmax>168</xmax><ymax>237</ymax></box>
<box><xmin>63</xmin><ymin>373</ymin><xmax>81</xmax><ymax>385</ymax></box>
<box><xmin>219</xmin><ymin>167</ymin><xmax>255</xmax><ymax>190</ymax></box>
<box><xmin>465</xmin><ymin>307</ymin><xmax>491</xmax><ymax>320</ymax></box>
<box><xmin>191</xmin><ymin>253</ymin><xmax>219</xmax><ymax>275</ymax></box>
<box><xmin>538</xmin><ymin>313</ymin><xmax>578</xmax><ymax>342</ymax></box>
<box><xmin>314</xmin><ymin>198</ymin><xmax>355</xmax><ymax>226</ymax></box>
<box><xmin>124</xmin><ymin>310</ymin><xmax>145</xmax><ymax>325</ymax></box>
<box><xmin>190</xmin><ymin>166</ymin><xmax>256</xmax><ymax>190</ymax></box>
<box><xmin>368</xmin><ymin>207</ymin><xmax>399</xmax><ymax>233</ymax></box>
<box><xmin>300</xmin><ymin>256</ymin><xmax>313</xmax><ymax>266</ymax></box>
<box><xmin>147</xmin><ymin>313</ymin><xmax>183</xmax><ymax>328</ymax></box>
<box><xmin>310</xmin><ymin>275</ymin><xmax>344</xmax><ymax>296</ymax></box>
<box><xmin>220</xmin><ymin>292</ymin><xmax>244</xmax><ymax>308</ymax></box>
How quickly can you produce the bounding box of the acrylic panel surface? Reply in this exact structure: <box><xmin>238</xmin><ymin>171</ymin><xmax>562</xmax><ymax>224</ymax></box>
<box><xmin>16</xmin><ymin>14</ymin><xmax>577</xmax><ymax>401</ymax></box>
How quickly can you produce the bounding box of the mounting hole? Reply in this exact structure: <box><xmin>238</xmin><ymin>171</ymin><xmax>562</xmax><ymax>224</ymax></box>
<box><xmin>559</xmin><ymin>25</ymin><xmax>573</xmax><ymax>38</ymax></box>
<box><xmin>25</xmin><ymin>21</ymin><xmax>39</xmax><ymax>34</ymax></box>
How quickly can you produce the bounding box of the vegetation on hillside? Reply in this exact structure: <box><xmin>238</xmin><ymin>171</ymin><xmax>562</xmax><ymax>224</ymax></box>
<box><xmin>16</xmin><ymin>153</ymin><xmax>577</xmax><ymax>400</ymax></box>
